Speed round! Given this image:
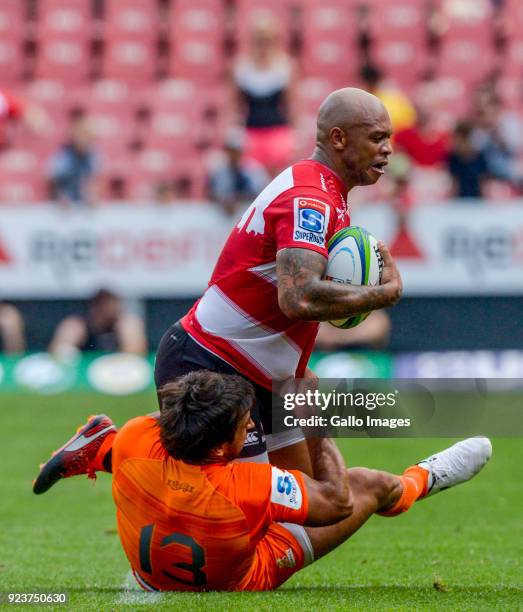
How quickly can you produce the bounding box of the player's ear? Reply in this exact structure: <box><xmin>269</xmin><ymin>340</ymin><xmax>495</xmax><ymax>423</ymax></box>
<box><xmin>330</xmin><ymin>127</ymin><xmax>346</xmax><ymax>151</ymax></box>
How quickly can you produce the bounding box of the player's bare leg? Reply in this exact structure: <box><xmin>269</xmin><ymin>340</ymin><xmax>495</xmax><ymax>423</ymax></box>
<box><xmin>305</xmin><ymin>467</ymin><xmax>403</xmax><ymax>558</ymax></box>
<box><xmin>304</xmin><ymin>437</ymin><xmax>492</xmax><ymax>561</ymax></box>
<box><xmin>269</xmin><ymin>440</ymin><xmax>313</xmax><ymax>476</ymax></box>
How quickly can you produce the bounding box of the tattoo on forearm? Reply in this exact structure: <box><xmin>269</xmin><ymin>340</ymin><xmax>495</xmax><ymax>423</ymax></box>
<box><xmin>277</xmin><ymin>248</ymin><xmax>387</xmax><ymax>321</ymax></box>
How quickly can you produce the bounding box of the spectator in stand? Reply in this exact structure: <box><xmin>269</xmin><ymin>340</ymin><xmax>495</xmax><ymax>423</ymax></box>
<box><xmin>470</xmin><ymin>88</ymin><xmax>523</xmax><ymax>190</ymax></box>
<box><xmin>448</xmin><ymin>121</ymin><xmax>488</xmax><ymax>199</ymax></box>
<box><xmin>233</xmin><ymin>13</ymin><xmax>296</xmax><ymax>175</ymax></box>
<box><xmin>0</xmin><ymin>88</ymin><xmax>51</xmax><ymax>150</ymax></box>
<box><xmin>360</xmin><ymin>64</ymin><xmax>416</xmax><ymax>133</ymax></box>
<box><xmin>0</xmin><ymin>302</ymin><xmax>25</xmax><ymax>354</ymax></box>
<box><xmin>47</xmin><ymin>116</ymin><xmax>99</xmax><ymax>206</ymax></box>
<box><xmin>315</xmin><ymin>311</ymin><xmax>391</xmax><ymax>352</ymax></box>
<box><xmin>208</xmin><ymin>128</ymin><xmax>270</xmax><ymax>215</ymax></box>
<box><xmin>394</xmin><ymin>99</ymin><xmax>450</xmax><ymax>168</ymax></box>
<box><xmin>49</xmin><ymin>289</ymin><xmax>147</xmax><ymax>358</ymax></box>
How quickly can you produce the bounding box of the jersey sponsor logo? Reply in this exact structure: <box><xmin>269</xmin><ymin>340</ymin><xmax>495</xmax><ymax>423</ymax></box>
<box><xmin>167</xmin><ymin>479</ymin><xmax>195</xmax><ymax>493</ymax></box>
<box><xmin>271</xmin><ymin>467</ymin><xmax>303</xmax><ymax>510</ymax></box>
<box><xmin>293</xmin><ymin>198</ymin><xmax>329</xmax><ymax>247</ymax></box>
<box><xmin>276</xmin><ymin>547</ymin><xmax>296</xmax><ymax>569</ymax></box>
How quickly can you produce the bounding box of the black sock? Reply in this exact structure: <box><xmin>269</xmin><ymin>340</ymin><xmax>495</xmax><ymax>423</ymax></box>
<box><xmin>102</xmin><ymin>449</ymin><xmax>113</xmax><ymax>473</ymax></box>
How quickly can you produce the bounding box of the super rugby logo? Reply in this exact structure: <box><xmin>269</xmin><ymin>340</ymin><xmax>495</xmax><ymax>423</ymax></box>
<box><xmin>293</xmin><ymin>198</ymin><xmax>330</xmax><ymax>247</ymax></box>
<box><xmin>271</xmin><ymin>467</ymin><xmax>302</xmax><ymax>510</ymax></box>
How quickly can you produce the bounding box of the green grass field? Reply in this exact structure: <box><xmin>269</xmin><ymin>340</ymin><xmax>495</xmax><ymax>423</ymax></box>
<box><xmin>1</xmin><ymin>392</ymin><xmax>522</xmax><ymax>611</ymax></box>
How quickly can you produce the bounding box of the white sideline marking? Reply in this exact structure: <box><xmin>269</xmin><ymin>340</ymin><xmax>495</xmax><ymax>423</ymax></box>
<box><xmin>114</xmin><ymin>571</ymin><xmax>164</xmax><ymax>605</ymax></box>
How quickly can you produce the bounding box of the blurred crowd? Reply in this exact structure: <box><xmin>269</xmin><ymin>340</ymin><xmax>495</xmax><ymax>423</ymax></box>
<box><xmin>0</xmin><ymin>292</ymin><xmax>390</xmax><ymax>357</ymax></box>
<box><xmin>0</xmin><ymin>290</ymin><xmax>147</xmax><ymax>357</ymax></box>
<box><xmin>0</xmin><ymin>0</ymin><xmax>521</xmax><ymax>209</ymax></box>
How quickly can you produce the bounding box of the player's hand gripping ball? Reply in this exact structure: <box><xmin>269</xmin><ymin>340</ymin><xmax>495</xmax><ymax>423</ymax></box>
<box><xmin>326</xmin><ymin>226</ymin><xmax>383</xmax><ymax>328</ymax></box>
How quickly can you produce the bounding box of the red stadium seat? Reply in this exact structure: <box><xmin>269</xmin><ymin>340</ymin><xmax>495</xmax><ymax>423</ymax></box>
<box><xmin>0</xmin><ymin>0</ymin><xmax>26</xmax><ymax>38</ymax></box>
<box><xmin>38</xmin><ymin>0</ymin><xmax>93</xmax><ymax>39</ymax></box>
<box><xmin>0</xmin><ymin>0</ymin><xmax>26</xmax><ymax>83</ymax></box>
<box><xmin>102</xmin><ymin>0</ymin><xmax>158</xmax><ymax>82</ymax></box>
<box><xmin>135</xmin><ymin>148</ymin><xmax>174</xmax><ymax>177</ymax></box>
<box><xmin>88</xmin><ymin>110</ymin><xmax>133</xmax><ymax>155</ymax></box>
<box><xmin>300</xmin><ymin>1</ymin><xmax>358</xmax><ymax>79</ymax></box>
<box><xmin>169</xmin><ymin>0</ymin><xmax>225</xmax><ymax>80</ymax></box>
<box><xmin>90</xmin><ymin>79</ymin><xmax>132</xmax><ymax>111</ymax></box>
<box><xmin>435</xmin><ymin>39</ymin><xmax>496</xmax><ymax>87</ymax></box>
<box><xmin>0</xmin><ymin>150</ymin><xmax>46</xmax><ymax>203</ymax></box>
<box><xmin>373</xmin><ymin>38</ymin><xmax>426</xmax><ymax>89</ymax></box>
<box><xmin>35</xmin><ymin>0</ymin><xmax>93</xmax><ymax>83</ymax></box>
<box><xmin>504</xmin><ymin>41</ymin><xmax>523</xmax><ymax>77</ymax></box>
<box><xmin>104</xmin><ymin>0</ymin><xmax>158</xmax><ymax>40</ymax></box>
<box><xmin>367</xmin><ymin>0</ymin><xmax>426</xmax><ymax>40</ymax></box>
<box><xmin>503</xmin><ymin>0</ymin><xmax>523</xmax><ymax>40</ymax></box>
<box><xmin>497</xmin><ymin>75</ymin><xmax>523</xmax><ymax>112</ymax></box>
<box><xmin>145</xmin><ymin>110</ymin><xmax>195</xmax><ymax>152</ymax></box>
<box><xmin>0</xmin><ymin>172</ymin><xmax>47</xmax><ymax>203</ymax></box>
<box><xmin>0</xmin><ymin>39</ymin><xmax>24</xmax><ymax>84</ymax></box>
<box><xmin>103</xmin><ymin>39</ymin><xmax>157</xmax><ymax>82</ymax></box>
<box><xmin>423</xmin><ymin>76</ymin><xmax>469</xmax><ymax>127</ymax></box>
<box><xmin>36</xmin><ymin>38</ymin><xmax>91</xmax><ymax>83</ymax></box>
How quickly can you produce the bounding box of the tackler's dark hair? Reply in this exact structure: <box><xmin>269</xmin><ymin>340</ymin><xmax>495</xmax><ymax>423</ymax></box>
<box><xmin>158</xmin><ymin>370</ymin><xmax>255</xmax><ymax>463</ymax></box>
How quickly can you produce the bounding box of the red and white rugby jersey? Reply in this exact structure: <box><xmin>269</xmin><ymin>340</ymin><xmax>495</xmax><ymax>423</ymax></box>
<box><xmin>182</xmin><ymin>160</ymin><xmax>350</xmax><ymax>390</ymax></box>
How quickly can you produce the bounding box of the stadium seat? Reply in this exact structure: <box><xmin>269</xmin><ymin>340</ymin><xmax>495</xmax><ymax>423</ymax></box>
<box><xmin>0</xmin><ymin>0</ymin><xmax>26</xmax><ymax>36</ymax></box>
<box><xmin>36</xmin><ymin>38</ymin><xmax>91</xmax><ymax>83</ymax></box>
<box><xmin>0</xmin><ymin>39</ymin><xmax>24</xmax><ymax>84</ymax></box>
<box><xmin>90</xmin><ymin>79</ymin><xmax>132</xmax><ymax>110</ymax></box>
<box><xmin>373</xmin><ymin>38</ymin><xmax>426</xmax><ymax>89</ymax></box>
<box><xmin>144</xmin><ymin>110</ymin><xmax>195</xmax><ymax>153</ymax></box>
<box><xmin>104</xmin><ymin>0</ymin><xmax>158</xmax><ymax>40</ymax></box>
<box><xmin>503</xmin><ymin>0</ymin><xmax>523</xmax><ymax>40</ymax></box>
<box><xmin>103</xmin><ymin>39</ymin><xmax>157</xmax><ymax>82</ymax></box>
<box><xmin>102</xmin><ymin>0</ymin><xmax>158</xmax><ymax>82</ymax></box>
<box><xmin>0</xmin><ymin>0</ymin><xmax>27</xmax><ymax>82</ymax></box>
<box><xmin>0</xmin><ymin>171</ymin><xmax>47</xmax><ymax>203</ymax></box>
<box><xmin>497</xmin><ymin>75</ymin><xmax>523</xmax><ymax>112</ymax></box>
<box><xmin>169</xmin><ymin>0</ymin><xmax>226</xmax><ymax>80</ymax></box>
<box><xmin>367</xmin><ymin>0</ymin><xmax>426</xmax><ymax>39</ymax></box>
<box><xmin>423</xmin><ymin>76</ymin><xmax>469</xmax><ymax>127</ymax></box>
<box><xmin>300</xmin><ymin>1</ymin><xmax>359</xmax><ymax>80</ymax></box>
<box><xmin>0</xmin><ymin>150</ymin><xmax>46</xmax><ymax>203</ymax></box>
<box><xmin>504</xmin><ymin>40</ymin><xmax>523</xmax><ymax>77</ymax></box>
<box><xmin>35</xmin><ymin>0</ymin><xmax>93</xmax><ymax>83</ymax></box>
<box><xmin>88</xmin><ymin>110</ymin><xmax>133</xmax><ymax>155</ymax></box>
<box><xmin>135</xmin><ymin>148</ymin><xmax>174</xmax><ymax>177</ymax></box>
<box><xmin>435</xmin><ymin>39</ymin><xmax>496</xmax><ymax>87</ymax></box>
<box><xmin>38</xmin><ymin>0</ymin><xmax>93</xmax><ymax>39</ymax></box>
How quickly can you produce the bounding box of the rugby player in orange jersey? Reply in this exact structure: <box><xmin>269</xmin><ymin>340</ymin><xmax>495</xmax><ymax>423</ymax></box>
<box><xmin>33</xmin><ymin>371</ymin><xmax>491</xmax><ymax>592</ymax></box>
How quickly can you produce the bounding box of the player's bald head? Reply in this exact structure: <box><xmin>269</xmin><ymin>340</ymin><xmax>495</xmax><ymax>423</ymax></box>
<box><xmin>312</xmin><ymin>87</ymin><xmax>393</xmax><ymax>190</ymax></box>
<box><xmin>316</xmin><ymin>88</ymin><xmax>388</xmax><ymax>143</ymax></box>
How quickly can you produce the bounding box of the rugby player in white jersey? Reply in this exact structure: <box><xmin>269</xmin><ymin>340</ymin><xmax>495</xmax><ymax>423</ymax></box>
<box><xmin>152</xmin><ymin>87</ymin><xmax>402</xmax><ymax>474</ymax></box>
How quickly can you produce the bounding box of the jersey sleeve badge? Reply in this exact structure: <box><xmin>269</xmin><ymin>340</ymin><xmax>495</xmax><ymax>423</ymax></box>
<box><xmin>270</xmin><ymin>467</ymin><xmax>303</xmax><ymax>510</ymax></box>
<box><xmin>292</xmin><ymin>198</ymin><xmax>330</xmax><ymax>247</ymax></box>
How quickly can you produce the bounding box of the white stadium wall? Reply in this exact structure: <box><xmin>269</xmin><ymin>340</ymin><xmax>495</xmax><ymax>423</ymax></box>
<box><xmin>0</xmin><ymin>201</ymin><xmax>522</xmax><ymax>298</ymax></box>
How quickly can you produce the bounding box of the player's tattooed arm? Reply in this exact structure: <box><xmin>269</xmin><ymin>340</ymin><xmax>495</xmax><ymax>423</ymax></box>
<box><xmin>276</xmin><ymin>244</ymin><xmax>402</xmax><ymax>322</ymax></box>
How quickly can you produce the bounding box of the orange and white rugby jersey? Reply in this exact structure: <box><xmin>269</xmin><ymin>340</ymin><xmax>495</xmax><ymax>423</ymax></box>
<box><xmin>112</xmin><ymin>416</ymin><xmax>309</xmax><ymax>591</ymax></box>
<box><xmin>181</xmin><ymin>160</ymin><xmax>350</xmax><ymax>390</ymax></box>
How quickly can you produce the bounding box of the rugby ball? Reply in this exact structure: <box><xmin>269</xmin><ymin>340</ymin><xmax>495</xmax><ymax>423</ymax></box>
<box><xmin>326</xmin><ymin>226</ymin><xmax>383</xmax><ymax>329</ymax></box>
